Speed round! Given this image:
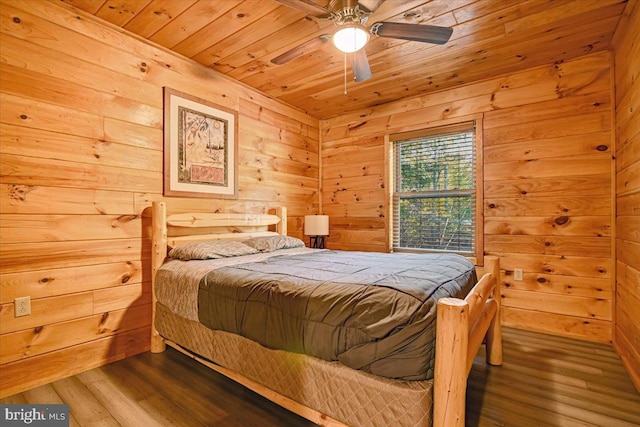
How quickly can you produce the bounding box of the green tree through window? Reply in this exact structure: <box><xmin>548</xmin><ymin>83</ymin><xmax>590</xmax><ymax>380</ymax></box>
<box><xmin>392</xmin><ymin>123</ymin><xmax>476</xmax><ymax>254</ymax></box>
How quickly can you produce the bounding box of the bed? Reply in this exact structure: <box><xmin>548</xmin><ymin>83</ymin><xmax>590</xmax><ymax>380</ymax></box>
<box><xmin>150</xmin><ymin>201</ymin><xmax>502</xmax><ymax>426</ymax></box>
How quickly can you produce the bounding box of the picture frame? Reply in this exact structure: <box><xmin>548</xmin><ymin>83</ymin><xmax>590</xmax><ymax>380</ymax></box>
<box><xmin>163</xmin><ymin>87</ymin><xmax>238</xmax><ymax>199</ymax></box>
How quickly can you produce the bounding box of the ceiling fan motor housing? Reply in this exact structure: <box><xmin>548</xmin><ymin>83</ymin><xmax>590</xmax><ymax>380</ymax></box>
<box><xmin>329</xmin><ymin>0</ymin><xmax>373</xmax><ymax>25</ymax></box>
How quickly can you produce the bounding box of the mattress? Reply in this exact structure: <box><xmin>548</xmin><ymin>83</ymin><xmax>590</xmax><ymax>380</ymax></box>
<box><xmin>156</xmin><ymin>248</ymin><xmax>476</xmax><ymax>381</ymax></box>
<box><xmin>155</xmin><ymin>302</ymin><xmax>434</xmax><ymax>427</ymax></box>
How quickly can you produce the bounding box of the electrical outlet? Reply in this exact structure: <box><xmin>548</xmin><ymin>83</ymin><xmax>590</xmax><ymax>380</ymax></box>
<box><xmin>14</xmin><ymin>296</ymin><xmax>31</xmax><ymax>317</ymax></box>
<box><xmin>514</xmin><ymin>269</ymin><xmax>524</xmax><ymax>281</ymax></box>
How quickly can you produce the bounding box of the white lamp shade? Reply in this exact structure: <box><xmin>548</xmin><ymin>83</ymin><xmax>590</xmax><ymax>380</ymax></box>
<box><xmin>304</xmin><ymin>215</ymin><xmax>329</xmax><ymax>236</ymax></box>
<box><xmin>332</xmin><ymin>24</ymin><xmax>369</xmax><ymax>53</ymax></box>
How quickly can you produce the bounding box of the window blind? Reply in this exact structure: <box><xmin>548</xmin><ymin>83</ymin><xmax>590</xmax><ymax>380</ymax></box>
<box><xmin>392</xmin><ymin>122</ymin><xmax>476</xmax><ymax>254</ymax></box>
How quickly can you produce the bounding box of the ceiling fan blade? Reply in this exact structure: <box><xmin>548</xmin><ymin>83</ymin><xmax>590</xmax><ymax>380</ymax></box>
<box><xmin>271</xmin><ymin>34</ymin><xmax>331</xmax><ymax>65</ymax></box>
<box><xmin>350</xmin><ymin>49</ymin><xmax>372</xmax><ymax>82</ymax></box>
<box><xmin>272</xmin><ymin>0</ymin><xmax>331</xmax><ymax>18</ymax></box>
<box><xmin>358</xmin><ymin>0</ymin><xmax>384</xmax><ymax>13</ymax></box>
<box><xmin>370</xmin><ymin>22</ymin><xmax>453</xmax><ymax>44</ymax></box>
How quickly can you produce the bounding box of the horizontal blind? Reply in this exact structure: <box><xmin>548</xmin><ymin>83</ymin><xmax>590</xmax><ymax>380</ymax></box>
<box><xmin>392</xmin><ymin>122</ymin><xmax>476</xmax><ymax>254</ymax></box>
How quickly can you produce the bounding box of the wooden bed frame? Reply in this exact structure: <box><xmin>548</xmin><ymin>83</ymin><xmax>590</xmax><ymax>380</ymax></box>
<box><xmin>150</xmin><ymin>201</ymin><xmax>502</xmax><ymax>426</ymax></box>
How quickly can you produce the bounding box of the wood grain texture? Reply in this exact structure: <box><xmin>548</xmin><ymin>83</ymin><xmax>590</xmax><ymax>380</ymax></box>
<box><xmin>43</xmin><ymin>0</ymin><xmax>627</xmax><ymax>119</ymax></box>
<box><xmin>0</xmin><ymin>0</ymin><xmax>319</xmax><ymax>396</ymax></box>
<box><xmin>321</xmin><ymin>50</ymin><xmax>615</xmax><ymax>342</ymax></box>
<box><xmin>0</xmin><ymin>0</ymin><xmax>636</xmax><ymax>399</ymax></box>
<box><xmin>612</xmin><ymin>0</ymin><xmax>640</xmax><ymax>391</ymax></box>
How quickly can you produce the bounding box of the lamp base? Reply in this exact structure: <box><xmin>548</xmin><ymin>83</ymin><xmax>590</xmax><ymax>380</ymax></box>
<box><xmin>309</xmin><ymin>235</ymin><xmax>325</xmax><ymax>249</ymax></box>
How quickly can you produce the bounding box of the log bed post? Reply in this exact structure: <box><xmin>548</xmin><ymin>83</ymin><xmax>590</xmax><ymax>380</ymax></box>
<box><xmin>434</xmin><ymin>298</ymin><xmax>469</xmax><ymax>426</ymax></box>
<box><xmin>151</xmin><ymin>201</ymin><xmax>167</xmax><ymax>353</ymax></box>
<box><xmin>484</xmin><ymin>256</ymin><xmax>503</xmax><ymax>366</ymax></box>
<box><xmin>275</xmin><ymin>206</ymin><xmax>287</xmax><ymax>235</ymax></box>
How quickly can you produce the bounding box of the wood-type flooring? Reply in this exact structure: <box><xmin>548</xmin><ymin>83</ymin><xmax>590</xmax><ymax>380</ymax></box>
<box><xmin>2</xmin><ymin>327</ymin><xmax>639</xmax><ymax>426</ymax></box>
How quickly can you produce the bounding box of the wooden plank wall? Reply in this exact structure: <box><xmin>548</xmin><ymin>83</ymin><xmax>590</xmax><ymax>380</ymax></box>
<box><xmin>612</xmin><ymin>0</ymin><xmax>640</xmax><ymax>390</ymax></box>
<box><xmin>321</xmin><ymin>51</ymin><xmax>615</xmax><ymax>343</ymax></box>
<box><xmin>0</xmin><ymin>0</ymin><xmax>319</xmax><ymax>397</ymax></box>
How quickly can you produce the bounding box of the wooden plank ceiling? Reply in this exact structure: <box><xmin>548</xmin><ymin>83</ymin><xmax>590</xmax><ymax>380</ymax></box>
<box><xmin>58</xmin><ymin>0</ymin><xmax>627</xmax><ymax>119</ymax></box>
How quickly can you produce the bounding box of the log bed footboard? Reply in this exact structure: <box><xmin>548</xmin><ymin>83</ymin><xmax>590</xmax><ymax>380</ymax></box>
<box><xmin>150</xmin><ymin>201</ymin><xmax>502</xmax><ymax>426</ymax></box>
<box><xmin>434</xmin><ymin>255</ymin><xmax>502</xmax><ymax>426</ymax></box>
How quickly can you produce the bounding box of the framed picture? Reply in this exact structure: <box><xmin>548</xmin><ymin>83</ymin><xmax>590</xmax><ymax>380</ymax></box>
<box><xmin>163</xmin><ymin>87</ymin><xmax>238</xmax><ymax>199</ymax></box>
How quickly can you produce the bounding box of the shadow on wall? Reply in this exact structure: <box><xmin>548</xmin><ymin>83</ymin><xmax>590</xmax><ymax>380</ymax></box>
<box><xmin>104</xmin><ymin>207</ymin><xmax>154</xmax><ymax>365</ymax></box>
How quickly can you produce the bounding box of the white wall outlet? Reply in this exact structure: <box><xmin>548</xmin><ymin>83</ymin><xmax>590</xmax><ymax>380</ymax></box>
<box><xmin>514</xmin><ymin>269</ymin><xmax>524</xmax><ymax>281</ymax></box>
<box><xmin>14</xmin><ymin>296</ymin><xmax>31</xmax><ymax>317</ymax></box>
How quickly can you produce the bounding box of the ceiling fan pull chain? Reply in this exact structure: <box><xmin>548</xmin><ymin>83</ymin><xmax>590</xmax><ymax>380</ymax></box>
<box><xmin>344</xmin><ymin>52</ymin><xmax>348</xmax><ymax>96</ymax></box>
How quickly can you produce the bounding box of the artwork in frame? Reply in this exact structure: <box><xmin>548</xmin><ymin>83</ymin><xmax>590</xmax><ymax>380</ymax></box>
<box><xmin>163</xmin><ymin>87</ymin><xmax>238</xmax><ymax>198</ymax></box>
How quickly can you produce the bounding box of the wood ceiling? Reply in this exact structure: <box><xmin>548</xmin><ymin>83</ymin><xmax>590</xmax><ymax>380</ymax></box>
<box><xmin>59</xmin><ymin>0</ymin><xmax>628</xmax><ymax>119</ymax></box>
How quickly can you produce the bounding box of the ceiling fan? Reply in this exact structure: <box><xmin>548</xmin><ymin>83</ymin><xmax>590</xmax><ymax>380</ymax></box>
<box><xmin>271</xmin><ymin>0</ymin><xmax>453</xmax><ymax>83</ymax></box>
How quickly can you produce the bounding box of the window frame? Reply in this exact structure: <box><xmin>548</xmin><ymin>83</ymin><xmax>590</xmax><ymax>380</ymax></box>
<box><xmin>386</xmin><ymin>117</ymin><xmax>484</xmax><ymax>265</ymax></box>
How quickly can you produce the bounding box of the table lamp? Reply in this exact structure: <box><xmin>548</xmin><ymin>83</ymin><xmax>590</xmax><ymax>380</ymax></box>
<box><xmin>304</xmin><ymin>215</ymin><xmax>329</xmax><ymax>249</ymax></box>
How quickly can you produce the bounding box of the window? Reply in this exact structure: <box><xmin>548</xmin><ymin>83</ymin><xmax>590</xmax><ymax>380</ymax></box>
<box><xmin>391</xmin><ymin>122</ymin><xmax>478</xmax><ymax>256</ymax></box>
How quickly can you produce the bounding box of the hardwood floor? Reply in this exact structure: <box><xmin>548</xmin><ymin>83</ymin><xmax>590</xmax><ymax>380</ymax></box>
<box><xmin>2</xmin><ymin>327</ymin><xmax>639</xmax><ymax>426</ymax></box>
<box><xmin>467</xmin><ymin>328</ymin><xmax>640</xmax><ymax>426</ymax></box>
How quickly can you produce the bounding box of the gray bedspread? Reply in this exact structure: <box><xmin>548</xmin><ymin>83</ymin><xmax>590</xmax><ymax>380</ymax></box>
<box><xmin>198</xmin><ymin>250</ymin><xmax>476</xmax><ymax>380</ymax></box>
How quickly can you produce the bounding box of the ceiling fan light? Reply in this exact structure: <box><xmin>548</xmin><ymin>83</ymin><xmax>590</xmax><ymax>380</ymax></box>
<box><xmin>332</xmin><ymin>23</ymin><xmax>369</xmax><ymax>53</ymax></box>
